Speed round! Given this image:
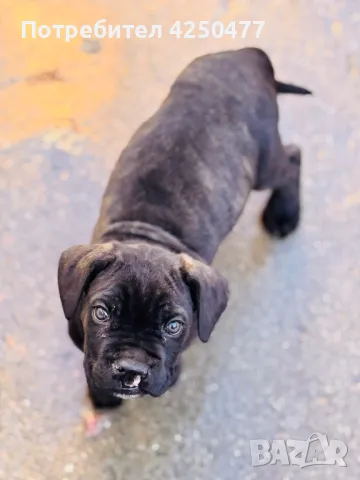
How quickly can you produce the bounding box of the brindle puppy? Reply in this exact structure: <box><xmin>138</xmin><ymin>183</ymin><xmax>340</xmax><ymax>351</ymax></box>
<box><xmin>58</xmin><ymin>47</ymin><xmax>311</xmax><ymax>410</ymax></box>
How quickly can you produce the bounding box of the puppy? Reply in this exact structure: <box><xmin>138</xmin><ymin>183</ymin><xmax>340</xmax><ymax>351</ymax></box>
<box><xmin>58</xmin><ymin>48</ymin><xmax>311</xmax><ymax>410</ymax></box>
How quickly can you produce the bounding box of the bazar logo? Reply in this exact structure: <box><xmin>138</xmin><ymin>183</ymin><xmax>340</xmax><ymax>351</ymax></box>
<box><xmin>250</xmin><ymin>433</ymin><xmax>347</xmax><ymax>468</ymax></box>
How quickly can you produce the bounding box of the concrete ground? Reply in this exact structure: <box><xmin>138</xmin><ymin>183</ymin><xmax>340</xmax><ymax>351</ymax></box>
<box><xmin>1</xmin><ymin>0</ymin><xmax>360</xmax><ymax>478</ymax></box>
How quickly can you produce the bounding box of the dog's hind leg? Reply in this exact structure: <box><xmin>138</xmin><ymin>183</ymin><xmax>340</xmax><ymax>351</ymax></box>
<box><xmin>260</xmin><ymin>144</ymin><xmax>302</xmax><ymax>238</ymax></box>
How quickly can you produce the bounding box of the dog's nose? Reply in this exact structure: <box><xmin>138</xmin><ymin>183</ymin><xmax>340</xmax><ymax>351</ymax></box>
<box><xmin>113</xmin><ymin>358</ymin><xmax>149</xmax><ymax>388</ymax></box>
<box><xmin>114</xmin><ymin>358</ymin><xmax>149</xmax><ymax>377</ymax></box>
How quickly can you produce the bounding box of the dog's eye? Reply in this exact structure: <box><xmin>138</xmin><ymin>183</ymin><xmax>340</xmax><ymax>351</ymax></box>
<box><xmin>164</xmin><ymin>320</ymin><xmax>183</xmax><ymax>336</ymax></box>
<box><xmin>92</xmin><ymin>306</ymin><xmax>110</xmax><ymax>322</ymax></box>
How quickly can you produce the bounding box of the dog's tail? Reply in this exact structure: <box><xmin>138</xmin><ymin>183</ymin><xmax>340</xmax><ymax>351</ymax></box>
<box><xmin>275</xmin><ymin>81</ymin><xmax>312</xmax><ymax>95</ymax></box>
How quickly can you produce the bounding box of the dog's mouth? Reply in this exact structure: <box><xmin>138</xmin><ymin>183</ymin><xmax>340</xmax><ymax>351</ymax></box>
<box><xmin>114</xmin><ymin>388</ymin><xmax>143</xmax><ymax>399</ymax></box>
<box><xmin>113</xmin><ymin>373</ymin><xmax>145</xmax><ymax>399</ymax></box>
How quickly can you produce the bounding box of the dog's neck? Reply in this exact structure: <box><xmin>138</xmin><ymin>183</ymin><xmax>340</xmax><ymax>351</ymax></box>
<box><xmin>97</xmin><ymin>220</ymin><xmax>204</xmax><ymax>262</ymax></box>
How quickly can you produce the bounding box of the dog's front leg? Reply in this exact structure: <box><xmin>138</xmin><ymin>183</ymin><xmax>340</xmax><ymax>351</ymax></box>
<box><xmin>88</xmin><ymin>387</ymin><xmax>123</xmax><ymax>409</ymax></box>
<box><xmin>83</xmin><ymin>388</ymin><xmax>122</xmax><ymax>437</ymax></box>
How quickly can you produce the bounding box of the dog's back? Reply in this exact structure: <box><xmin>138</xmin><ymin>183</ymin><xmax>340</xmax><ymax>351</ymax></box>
<box><xmin>176</xmin><ymin>47</ymin><xmax>277</xmax><ymax>103</ymax></box>
<box><xmin>93</xmin><ymin>48</ymin><xmax>308</xmax><ymax>261</ymax></box>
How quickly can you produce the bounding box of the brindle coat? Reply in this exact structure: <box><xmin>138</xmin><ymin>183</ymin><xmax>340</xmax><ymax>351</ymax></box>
<box><xmin>58</xmin><ymin>47</ymin><xmax>311</xmax><ymax>409</ymax></box>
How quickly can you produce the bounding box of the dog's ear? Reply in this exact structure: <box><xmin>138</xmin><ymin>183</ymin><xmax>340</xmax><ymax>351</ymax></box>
<box><xmin>57</xmin><ymin>243</ymin><xmax>116</xmax><ymax>349</ymax></box>
<box><xmin>180</xmin><ymin>254</ymin><xmax>229</xmax><ymax>343</ymax></box>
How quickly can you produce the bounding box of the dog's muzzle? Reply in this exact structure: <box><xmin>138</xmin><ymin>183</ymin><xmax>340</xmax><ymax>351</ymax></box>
<box><xmin>112</xmin><ymin>358</ymin><xmax>149</xmax><ymax>398</ymax></box>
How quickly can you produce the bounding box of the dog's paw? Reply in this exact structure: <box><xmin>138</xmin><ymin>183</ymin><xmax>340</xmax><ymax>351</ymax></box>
<box><xmin>262</xmin><ymin>190</ymin><xmax>300</xmax><ymax>238</ymax></box>
<box><xmin>285</xmin><ymin>143</ymin><xmax>301</xmax><ymax>166</ymax></box>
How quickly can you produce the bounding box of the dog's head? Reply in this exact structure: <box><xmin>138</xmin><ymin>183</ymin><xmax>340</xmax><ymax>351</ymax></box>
<box><xmin>57</xmin><ymin>241</ymin><xmax>228</xmax><ymax>400</ymax></box>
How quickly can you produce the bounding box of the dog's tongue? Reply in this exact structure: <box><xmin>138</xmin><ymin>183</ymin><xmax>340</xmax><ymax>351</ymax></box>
<box><xmin>124</xmin><ymin>373</ymin><xmax>141</xmax><ymax>388</ymax></box>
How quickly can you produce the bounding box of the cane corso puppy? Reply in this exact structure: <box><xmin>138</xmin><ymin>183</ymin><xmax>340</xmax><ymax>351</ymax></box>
<box><xmin>58</xmin><ymin>47</ymin><xmax>311</xmax><ymax>410</ymax></box>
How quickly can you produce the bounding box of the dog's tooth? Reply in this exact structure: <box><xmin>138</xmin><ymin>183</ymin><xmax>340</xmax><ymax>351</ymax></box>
<box><xmin>132</xmin><ymin>375</ymin><xmax>141</xmax><ymax>387</ymax></box>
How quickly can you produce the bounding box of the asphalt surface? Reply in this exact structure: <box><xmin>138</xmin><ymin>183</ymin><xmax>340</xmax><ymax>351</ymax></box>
<box><xmin>1</xmin><ymin>0</ymin><xmax>360</xmax><ymax>479</ymax></box>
